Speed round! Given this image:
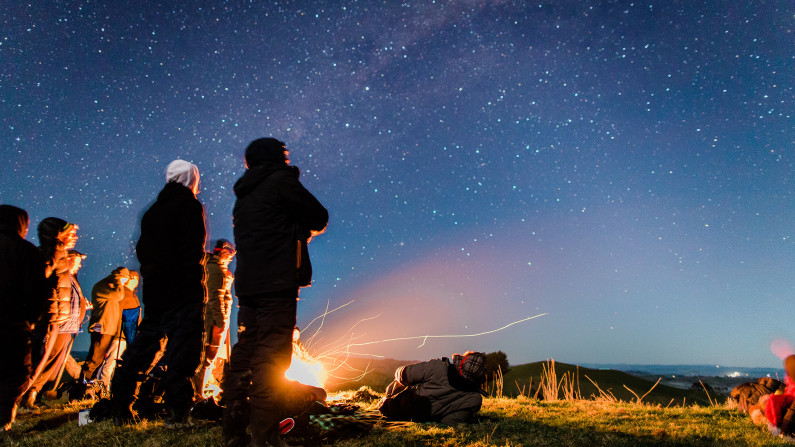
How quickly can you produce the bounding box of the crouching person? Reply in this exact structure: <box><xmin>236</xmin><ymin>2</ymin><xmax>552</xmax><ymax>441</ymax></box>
<box><xmin>379</xmin><ymin>351</ymin><xmax>487</xmax><ymax>425</ymax></box>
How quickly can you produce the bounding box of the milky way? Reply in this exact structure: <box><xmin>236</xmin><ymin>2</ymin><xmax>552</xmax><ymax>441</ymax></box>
<box><xmin>2</xmin><ymin>1</ymin><xmax>792</xmax><ymax>367</ymax></box>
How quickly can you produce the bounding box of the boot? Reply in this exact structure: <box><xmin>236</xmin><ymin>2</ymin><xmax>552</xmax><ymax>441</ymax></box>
<box><xmin>222</xmin><ymin>400</ymin><xmax>250</xmax><ymax>447</ymax></box>
<box><xmin>22</xmin><ymin>390</ymin><xmax>38</xmax><ymax>410</ymax></box>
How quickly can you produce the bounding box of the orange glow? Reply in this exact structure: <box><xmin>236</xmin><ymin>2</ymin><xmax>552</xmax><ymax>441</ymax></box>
<box><xmin>285</xmin><ymin>339</ymin><xmax>327</xmax><ymax>388</ymax></box>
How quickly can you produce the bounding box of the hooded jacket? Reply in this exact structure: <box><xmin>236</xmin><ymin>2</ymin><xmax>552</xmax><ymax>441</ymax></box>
<box><xmin>383</xmin><ymin>358</ymin><xmax>484</xmax><ymax>425</ymax></box>
<box><xmin>205</xmin><ymin>252</ymin><xmax>233</xmax><ymax>329</ymax></box>
<box><xmin>88</xmin><ymin>267</ymin><xmax>130</xmax><ymax>336</ymax></box>
<box><xmin>136</xmin><ymin>164</ymin><xmax>206</xmax><ymax>309</ymax></box>
<box><xmin>232</xmin><ymin>162</ymin><xmax>328</xmax><ymax>297</ymax></box>
<box><xmin>0</xmin><ymin>205</ymin><xmax>49</xmax><ymax>327</ymax></box>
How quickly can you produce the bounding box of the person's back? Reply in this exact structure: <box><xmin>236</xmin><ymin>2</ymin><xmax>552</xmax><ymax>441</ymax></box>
<box><xmin>136</xmin><ymin>163</ymin><xmax>206</xmax><ymax>310</ymax></box>
<box><xmin>0</xmin><ymin>205</ymin><xmax>48</xmax><ymax>328</ymax></box>
<box><xmin>232</xmin><ymin>141</ymin><xmax>328</xmax><ymax>297</ymax></box>
<box><xmin>109</xmin><ymin>159</ymin><xmax>206</xmax><ymax>428</ymax></box>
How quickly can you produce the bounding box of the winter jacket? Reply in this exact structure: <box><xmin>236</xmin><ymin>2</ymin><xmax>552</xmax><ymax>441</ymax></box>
<box><xmin>136</xmin><ymin>181</ymin><xmax>206</xmax><ymax>309</ymax></box>
<box><xmin>59</xmin><ymin>276</ymin><xmax>86</xmax><ymax>334</ymax></box>
<box><xmin>204</xmin><ymin>252</ymin><xmax>233</xmax><ymax>330</ymax></box>
<box><xmin>381</xmin><ymin>358</ymin><xmax>483</xmax><ymax>425</ymax></box>
<box><xmin>233</xmin><ymin>163</ymin><xmax>328</xmax><ymax>296</ymax></box>
<box><xmin>88</xmin><ymin>268</ymin><xmax>129</xmax><ymax>336</ymax></box>
<box><xmin>0</xmin><ymin>210</ymin><xmax>48</xmax><ymax>328</ymax></box>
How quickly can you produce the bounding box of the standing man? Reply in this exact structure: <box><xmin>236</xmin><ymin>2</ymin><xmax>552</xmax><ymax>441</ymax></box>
<box><xmin>223</xmin><ymin>138</ymin><xmax>328</xmax><ymax>447</ymax></box>
<box><xmin>0</xmin><ymin>205</ymin><xmax>48</xmax><ymax>431</ymax></box>
<box><xmin>109</xmin><ymin>159</ymin><xmax>207</xmax><ymax>427</ymax></box>
<box><xmin>194</xmin><ymin>239</ymin><xmax>235</xmax><ymax>399</ymax></box>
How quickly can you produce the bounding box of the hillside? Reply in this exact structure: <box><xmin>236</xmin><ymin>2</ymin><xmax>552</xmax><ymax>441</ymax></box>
<box><xmin>501</xmin><ymin>361</ymin><xmax>716</xmax><ymax>406</ymax></box>
<box><xmin>2</xmin><ymin>393</ymin><xmax>783</xmax><ymax>446</ymax></box>
<box><xmin>323</xmin><ymin>358</ymin><xmax>719</xmax><ymax>407</ymax></box>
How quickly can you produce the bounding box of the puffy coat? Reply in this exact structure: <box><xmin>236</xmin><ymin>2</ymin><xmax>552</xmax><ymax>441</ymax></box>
<box><xmin>233</xmin><ymin>163</ymin><xmax>328</xmax><ymax>296</ymax></box>
<box><xmin>382</xmin><ymin>358</ymin><xmax>483</xmax><ymax>425</ymax></box>
<box><xmin>136</xmin><ymin>181</ymin><xmax>206</xmax><ymax>310</ymax></box>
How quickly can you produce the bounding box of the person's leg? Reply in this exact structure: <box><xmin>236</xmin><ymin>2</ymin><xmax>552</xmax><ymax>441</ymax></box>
<box><xmin>26</xmin><ymin>333</ymin><xmax>71</xmax><ymax>400</ymax></box>
<box><xmin>109</xmin><ymin>309</ymin><xmax>165</xmax><ymax>424</ymax></box>
<box><xmin>248</xmin><ymin>298</ymin><xmax>296</xmax><ymax>446</ymax></box>
<box><xmin>97</xmin><ymin>338</ymin><xmax>126</xmax><ymax>390</ymax></box>
<box><xmin>160</xmin><ymin>302</ymin><xmax>204</xmax><ymax>425</ymax></box>
<box><xmin>0</xmin><ymin>327</ymin><xmax>32</xmax><ymax>430</ymax></box>
<box><xmin>82</xmin><ymin>332</ymin><xmax>114</xmax><ymax>381</ymax></box>
<box><xmin>222</xmin><ymin>305</ymin><xmax>256</xmax><ymax>446</ymax></box>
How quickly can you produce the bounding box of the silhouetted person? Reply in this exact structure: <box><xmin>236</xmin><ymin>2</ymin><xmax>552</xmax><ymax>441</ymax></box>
<box><xmin>223</xmin><ymin>138</ymin><xmax>328</xmax><ymax>446</ymax></box>
<box><xmin>0</xmin><ymin>205</ymin><xmax>48</xmax><ymax>431</ymax></box>
<box><xmin>109</xmin><ymin>159</ymin><xmax>207</xmax><ymax>427</ymax></box>
<box><xmin>379</xmin><ymin>351</ymin><xmax>487</xmax><ymax>425</ymax></box>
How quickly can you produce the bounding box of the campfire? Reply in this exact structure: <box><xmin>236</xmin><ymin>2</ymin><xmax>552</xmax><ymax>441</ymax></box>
<box><xmin>198</xmin><ymin>332</ymin><xmax>328</xmax><ymax>399</ymax></box>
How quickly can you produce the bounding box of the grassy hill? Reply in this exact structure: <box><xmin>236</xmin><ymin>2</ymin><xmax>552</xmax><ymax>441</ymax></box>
<box><xmin>2</xmin><ymin>392</ymin><xmax>784</xmax><ymax>446</ymax></box>
<box><xmin>324</xmin><ymin>358</ymin><xmax>719</xmax><ymax>407</ymax></box>
<box><xmin>500</xmin><ymin>360</ymin><xmax>717</xmax><ymax>406</ymax></box>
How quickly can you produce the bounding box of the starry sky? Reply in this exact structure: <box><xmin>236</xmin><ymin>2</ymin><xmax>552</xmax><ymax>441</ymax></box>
<box><xmin>2</xmin><ymin>1</ymin><xmax>792</xmax><ymax>368</ymax></box>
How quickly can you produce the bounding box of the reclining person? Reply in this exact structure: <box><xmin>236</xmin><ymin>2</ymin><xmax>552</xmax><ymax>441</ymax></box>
<box><xmin>379</xmin><ymin>351</ymin><xmax>487</xmax><ymax>425</ymax></box>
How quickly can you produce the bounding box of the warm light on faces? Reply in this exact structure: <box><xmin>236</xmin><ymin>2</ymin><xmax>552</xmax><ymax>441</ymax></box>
<box><xmin>58</xmin><ymin>225</ymin><xmax>79</xmax><ymax>249</ymax></box>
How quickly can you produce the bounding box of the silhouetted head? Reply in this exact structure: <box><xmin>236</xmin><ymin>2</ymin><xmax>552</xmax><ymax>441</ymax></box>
<box><xmin>245</xmin><ymin>138</ymin><xmax>288</xmax><ymax>168</ymax></box>
<box><xmin>0</xmin><ymin>204</ymin><xmax>30</xmax><ymax>238</ymax></box>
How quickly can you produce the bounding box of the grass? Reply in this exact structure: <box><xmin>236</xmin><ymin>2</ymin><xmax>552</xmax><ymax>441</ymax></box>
<box><xmin>1</xmin><ymin>388</ymin><xmax>786</xmax><ymax>446</ymax></box>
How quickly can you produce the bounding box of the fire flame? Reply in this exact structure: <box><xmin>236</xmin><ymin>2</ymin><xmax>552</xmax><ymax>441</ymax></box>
<box><xmin>199</xmin><ymin>339</ymin><xmax>328</xmax><ymax>399</ymax></box>
<box><xmin>285</xmin><ymin>340</ymin><xmax>327</xmax><ymax>388</ymax></box>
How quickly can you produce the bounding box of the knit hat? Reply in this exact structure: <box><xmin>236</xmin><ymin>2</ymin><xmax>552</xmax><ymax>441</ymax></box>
<box><xmin>245</xmin><ymin>138</ymin><xmax>287</xmax><ymax>167</ymax></box>
<box><xmin>166</xmin><ymin>159</ymin><xmax>200</xmax><ymax>194</ymax></box>
<box><xmin>452</xmin><ymin>351</ymin><xmax>487</xmax><ymax>383</ymax></box>
<box><xmin>213</xmin><ymin>238</ymin><xmax>236</xmax><ymax>255</ymax></box>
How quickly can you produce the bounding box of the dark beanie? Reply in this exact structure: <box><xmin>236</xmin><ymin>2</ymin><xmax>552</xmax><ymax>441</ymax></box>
<box><xmin>245</xmin><ymin>138</ymin><xmax>286</xmax><ymax>167</ymax></box>
<box><xmin>38</xmin><ymin>217</ymin><xmax>69</xmax><ymax>246</ymax></box>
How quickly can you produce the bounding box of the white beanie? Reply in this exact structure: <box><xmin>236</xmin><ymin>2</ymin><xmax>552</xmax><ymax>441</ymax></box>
<box><xmin>165</xmin><ymin>159</ymin><xmax>200</xmax><ymax>194</ymax></box>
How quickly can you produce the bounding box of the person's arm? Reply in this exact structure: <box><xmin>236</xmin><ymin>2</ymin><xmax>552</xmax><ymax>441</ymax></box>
<box><xmin>278</xmin><ymin>173</ymin><xmax>329</xmax><ymax>235</ymax></box>
<box><xmin>395</xmin><ymin>362</ymin><xmax>429</xmax><ymax>386</ymax></box>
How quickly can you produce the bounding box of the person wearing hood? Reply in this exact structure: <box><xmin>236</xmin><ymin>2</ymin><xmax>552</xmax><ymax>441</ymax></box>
<box><xmin>24</xmin><ymin>217</ymin><xmax>79</xmax><ymax>408</ymax></box>
<box><xmin>222</xmin><ymin>138</ymin><xmax>328</xmax><ymax>447</ymax></box>
<box><xmin>109</xmin><ymin>159</ymin><xmax>207</xmax><ymax>428</ymax></box>
<box><xmin>0</xmin><ymin>205</ymin><xmax>48</xmax><ymax>431</ymax></box>
<box><xmin>379</xmin><ymin>351</ymin><xmax>488</xmax><ymax>425</ymax></box>
<box><xmin>78</xmin><ymin>267</ymin><xmax>131</xmax><ymax>390</ymax></box>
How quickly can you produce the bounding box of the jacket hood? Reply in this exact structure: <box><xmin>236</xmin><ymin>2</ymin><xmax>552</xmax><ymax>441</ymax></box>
<box><xmin>234</xmin><ymin>163</ymin><xmax>296</xmax><ymax>198</ymax></box>
<box><xmin>166</xmin><ymin>159</ymin><xmax>200</xmax><ymax>194</ymax></box>
<box><xmin>0</xmin><ymin>204</ymin><xmax>29</xmax><ymax>237</ymax></box>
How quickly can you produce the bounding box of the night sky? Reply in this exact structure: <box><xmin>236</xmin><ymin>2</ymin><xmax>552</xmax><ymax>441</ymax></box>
<box><xmin>2</xmin><ymin>1</ymin><xmax>792</xmax><ymax>368</ymax></box>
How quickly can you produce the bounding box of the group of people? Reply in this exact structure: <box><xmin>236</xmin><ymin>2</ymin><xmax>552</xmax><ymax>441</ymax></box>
<box><xmin>1</xmin><ymin>137</ymin><xmax>491</xmax><ymax>446</ymax></box>
<box><xmin>1</xmin><ymin>137</ymin><xmax>331</xmax><ymax>446</ymax></box>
